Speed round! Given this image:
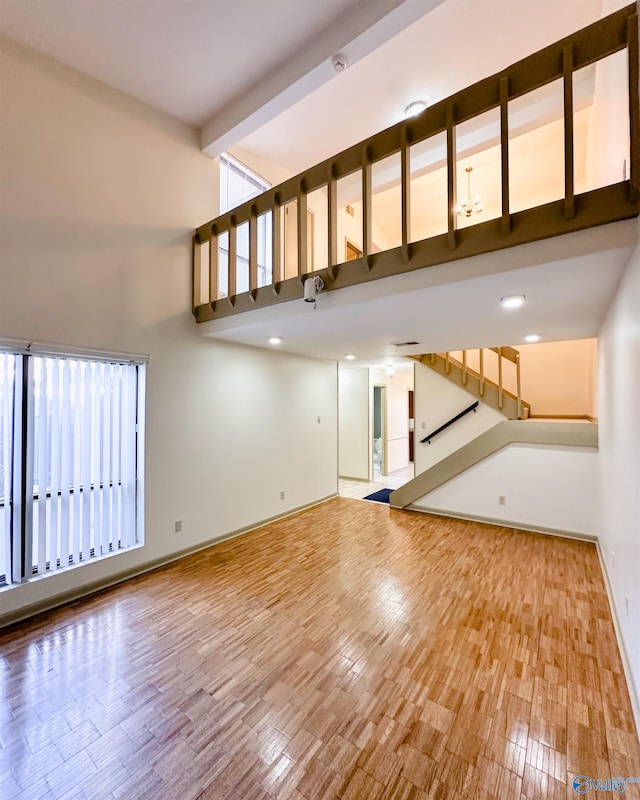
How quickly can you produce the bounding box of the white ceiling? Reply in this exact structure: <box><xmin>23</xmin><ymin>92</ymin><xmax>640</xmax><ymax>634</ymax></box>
<box><xmin>1</xmin><ymin>0</ymin><xmax>634</xmax><ymax>365</ymax></box>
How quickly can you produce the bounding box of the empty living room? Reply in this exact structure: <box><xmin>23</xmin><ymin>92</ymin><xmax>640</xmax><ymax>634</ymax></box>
<box><xmin>1</xmin><ymin>0</ymin><xmax>639</xmax><ymax>798</ymax></box>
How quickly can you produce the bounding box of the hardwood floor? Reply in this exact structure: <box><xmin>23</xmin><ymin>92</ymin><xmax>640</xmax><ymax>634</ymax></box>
<box><xmin>1</xmin><ymin>498</ymin><xmax>638</xmax><ymax>799</ymax></box>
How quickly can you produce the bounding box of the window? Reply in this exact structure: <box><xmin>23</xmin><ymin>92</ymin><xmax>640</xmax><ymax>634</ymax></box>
<box><xmin>0</xmin><ymin>346</ymin><xmax>145</xmax><ymax>587</ymax></box>
<box><xmin>219</xmin><ymin>153</ymin><xmax>272</xmax><ymax>294</ymax></box>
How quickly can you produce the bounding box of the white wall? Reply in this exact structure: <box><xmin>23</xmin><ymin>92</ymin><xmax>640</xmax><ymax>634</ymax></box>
<box><xmin>0</xmin><ymin>39</ymin><xmax>338</xmax><ymax>621</ymax></box>
<box><xmin>369</xmin><ymin>366</ymin><xmax>413</xmax><ymax>474</ymax></box>
<box><xmin>598</xmin><ymin>218</ymin><xmax>640</xmax><ymax>724</ymax></box>
<box><xmin>413</xmin><ymin>443</ymin><xmax>600</xmax><ymax>537</ymax></box>
<box><xmin>338</xmin><ymin>366</ymin><xmax>370</xmax><ymax>479</ymax></box>
<box><xmin>414</xmin><ymin>361</ymin><xmax>504</xmax><ymax>475</ymax></box>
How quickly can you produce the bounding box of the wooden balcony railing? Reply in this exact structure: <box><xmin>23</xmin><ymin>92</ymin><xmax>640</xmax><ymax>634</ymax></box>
<box><xmin>193</xmin><ymin>4</ymin><xmax>639</xmax><ymax>322</ymax></box>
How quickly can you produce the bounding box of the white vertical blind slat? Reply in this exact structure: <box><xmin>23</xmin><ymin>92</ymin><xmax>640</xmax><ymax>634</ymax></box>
<box><xmin>112</xmin><ymin>364</ymin><xmax>122</xmax><ymax>549</ymax></box>
<box><xmin>36</xmin><ymin>359</ymin><xmax>48</xmax><ymax>575</ymax></box>
<box><xmin>81</xmin><ymin>362</ymin><xmax>92</xmax><ymax>561</ymax></box>
<box><xmin>60</xmin><ymin>361</ymin><xmax>72</xmax><ymax>569</ymax></box>
<box><xmin>49</xmin><ymin>360</ymin><xmax>61</xmax><ymax>572</ymax></box>
<box><xmin>72</xmin><ymin>361</ymin><xmax>82</xmax><ymax>565</ymax></box>
<box><xmin>101</xmin><ymin>363</ymin><xmax>112</xmax><ymax>555</ymax></box>
<box><xmin>1</xmin><ymin>356</ymin><xmax>13</xmax><ymax>583</ymax></box>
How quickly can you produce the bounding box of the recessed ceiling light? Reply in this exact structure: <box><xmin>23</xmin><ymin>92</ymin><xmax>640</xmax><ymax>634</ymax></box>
<box><xmin>501</xmin><ymin>294</ymin><xmax>526</xmax><ymax>309</ymax></box>
<box><xmin>524</xmin><ymin>333</ymin><xmax>541</xmax><ymax>343</ymax></box>
<box><xmin>404</xmin><ymin>100</ymin><xmax>426</xmax><ymax>118</ymax></box>
<box><xmin>268</xmin><ymin>336</ymin><xmax>282</xmax><ymax>345</ymax></box>
<box><xmin>345</xmin><ymin>354</ymin><xmax>356</xmax><ymax>360</ymax></box>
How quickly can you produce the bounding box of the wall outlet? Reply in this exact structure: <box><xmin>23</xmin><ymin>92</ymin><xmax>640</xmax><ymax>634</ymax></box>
<box><xmin>174</xmin><ymin>519</ymin><xmax>182</xmax><ymax>533</ymax></box>
<box><xmin>498</xmin><ymin>496</ymin><xmax>506</xmax><ymax>506</ymax></box>
<box><xmin>280</xmin><ymin>490</ymin><xmax>285</xmax><ymax>500</ymax></box>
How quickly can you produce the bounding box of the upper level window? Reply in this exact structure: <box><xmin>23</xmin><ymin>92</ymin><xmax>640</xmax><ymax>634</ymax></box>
<box><xmin>220</xmin><ymin>152</ymin><xmax>270</xmax><ymax>214</ymax></box>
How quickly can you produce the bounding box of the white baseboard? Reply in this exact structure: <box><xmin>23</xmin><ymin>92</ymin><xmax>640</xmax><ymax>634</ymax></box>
<box><xmin>0</xmin><ymin>493</ymin><xmax>337</xmax><ymax>630</ymax></box>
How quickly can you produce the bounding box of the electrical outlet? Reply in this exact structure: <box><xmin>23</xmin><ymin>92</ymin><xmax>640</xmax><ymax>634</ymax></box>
<box><xmin>280</xmin><ymin>490</ymin><xmax>285</xmax><ymax>500</ymax></box>
<box><xmin>174</xmin><ymin>520</ymin><xmax>182</xmax><ymax>533</ymax></box>
<box><xmin>498</xmin><ymin>496</ymin><xmax>506</xmax><ymax>506</ymax></box>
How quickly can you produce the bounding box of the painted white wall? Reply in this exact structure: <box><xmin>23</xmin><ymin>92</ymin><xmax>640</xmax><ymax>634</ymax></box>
<box><xmin>338</xmin><ymin>366</ymin><xmax>370</xmax><ymax>479</ymax></box>
<box><xmin>413</xmin><ymin>443</ymin><xmax>600</xmax><ymax>537</ymax></box>
<box><xmin>369</xmin><ymin>366</ymin><xmax>413</xmax><ymax>474</ymax></box>
<box><xmin>598</xmin><ymin>218</ymin><xmax>640</xmax><ymax>723</ymax></box>
<box><xmin>0</xmin><ymin>40</ymin><xmax>338</xmax><ymax>620</ymax></box>
<box><xmin>414</xmin><ymin>361</ymin><xmax>504</xmax><ymax>476</ymax></box>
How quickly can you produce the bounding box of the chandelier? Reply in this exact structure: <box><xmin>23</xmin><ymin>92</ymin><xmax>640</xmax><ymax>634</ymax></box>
<box><xmin>456</xmin><ymin>166</ymin><xmax>483</xmax><ymax>218</ymax></box>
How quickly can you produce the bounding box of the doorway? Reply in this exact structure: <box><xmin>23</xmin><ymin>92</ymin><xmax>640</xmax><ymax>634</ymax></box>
<box><xmin>372</xmin><ymin>385</ymin><xmax>387</xmax><ymax>478</ymax></box>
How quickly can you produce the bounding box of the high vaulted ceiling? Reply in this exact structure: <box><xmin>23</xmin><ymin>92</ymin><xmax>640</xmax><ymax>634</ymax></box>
<box><xmin>1</xmin><ymin>0</ymin><xmax>635</xmax><ymax>366</ymax></box>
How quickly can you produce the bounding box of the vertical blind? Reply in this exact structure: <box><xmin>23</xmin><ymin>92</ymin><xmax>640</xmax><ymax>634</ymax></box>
<box><xmin>0</xmin><ymin>350</ymin><xmax>144</xmax><ymax>586</ymax></box>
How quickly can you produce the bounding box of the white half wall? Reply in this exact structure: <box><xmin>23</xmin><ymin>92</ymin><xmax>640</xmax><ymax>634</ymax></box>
<box><xmin>413</xmin><ymin>442</ymin><xmax>600</xmax><ymax>538</ymax></box>
<box><xmin>414</xmin><ymin>361</ymin><xmax>504</xmax><ymax>475</ymax></box>
<box><xmin>338</xmin><ymin>366</ymin><xmax>370</xmax><ymax>479</ymax></box>
<box><xmin>0</xmin><ymin>39</ymin><xmax>338</xmax><ymax>622</ymax></box>
<box><xmin>598</xmin><ymin>216</ymin><xmax>640</xmax><ymax>725</ymax></box>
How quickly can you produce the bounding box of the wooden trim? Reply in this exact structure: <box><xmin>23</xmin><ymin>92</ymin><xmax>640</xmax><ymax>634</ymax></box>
<box><xmin>192</xmin><ymin>235</ymin><xmax>201</xmax><ymax>314</ymax></box>
<box><xmin>563</xmin><ymin>44</ymin><xmax>575</xmax><ymax>219</ymax></box>
<box><xmin>629</xmin><ymin>12</ymin><xmax>639</xmax><ymax>200</ymax></box>
<box><xmin>401</xmin><ymin>132</ymin><xmax>411</xmax><ymax>262</ymax></box>
<box><xmin>489</xmin><ymin>345</ymin><xmax>519</xmax><ymax>363</ymax></box>
<box><xmin>362</xmin><ymin>161</ymin><xmax>373</xmax><ymax>271</ymax></box>
<box><xmin>249</xmin><ymin>213</ymin><xmax>258</xmax><ymax>298</ymax></box>
<box><xmin>297</xmin><ymin>185</ymin><xmax>308</xmax><ymax>285</ymax></box>
<box><xmin>194</xmin><ymin>182</ymin><xmax>639</xmax><ymax>322</ymax></box>
<box><xmin>328</xmin><ymin>170</ymin><xmax>338</xmax><ymax>279</ymax></box>
<box><xmin>446</xmin><ymin>104</ymin><xmax>457</xmax><ymax>251</ymax></box>
<box><xmin>194</xmin><ymin>5</ymin><xmax>634</xmax><ymax>244</ymax></box>
<box><xmin>500</xmin><ymin>76</ymin><xmax>511</xmax><ymax>234</ymax></box>
<box><xmin>271</xmin><ymin>202</ymin><xmax>282</xmax><ymax>293</ymax></box>
<box><xmin>209</xmin><ymin>231</ymin><xmax>218</xmax><ymax>306</ymax></box>
<box><xmin>228</xmin><ymin>221</ymin><xmax>237</xmax><ymax>304</ymax></box>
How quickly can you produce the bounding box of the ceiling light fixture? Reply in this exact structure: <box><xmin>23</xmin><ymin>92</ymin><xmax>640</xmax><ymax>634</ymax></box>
<box><xmin>345</xmin><ymin>354</ymin><xmax>356</xmax><ymax>361</ymax></box>
<box><xmin>404</xmin><ymin>100</ymin><xmax>426</xmax><ymax>118</ymax></box>
<box><xmin>268</xmin><ymin>336</ymin><xmax>282</xmax><ymax>345</ymax></box>
<box><xmin>501</xmin><ymin>294</ymin><xmax>526</xmax><ymax>309</ymax></box>
<box><xmin>524</xmin><ymin>333</ymin><xmax>541</xmax><ymax>343</ymax></box>
<box><xmin>456</xmin><ymin>167</ymin><xmax>483</xmax><ymax>218</ymax></box>
<box><xmin>386</xmin><ymin>366</ymin><xmax>396</xmax><ymax>377</ymax></box>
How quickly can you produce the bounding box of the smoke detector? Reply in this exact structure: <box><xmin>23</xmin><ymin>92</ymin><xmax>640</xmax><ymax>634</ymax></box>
<box><xmin>331</xmin><ymin>54</ymin><xmax>347</xmax><ymax>73</ymax></box>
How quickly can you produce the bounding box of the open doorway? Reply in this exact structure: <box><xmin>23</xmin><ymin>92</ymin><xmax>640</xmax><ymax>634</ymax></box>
<box><xmin>372</xmin><ymin>385</ymin><xmax>387</xmax><ymax>478</ymax></box>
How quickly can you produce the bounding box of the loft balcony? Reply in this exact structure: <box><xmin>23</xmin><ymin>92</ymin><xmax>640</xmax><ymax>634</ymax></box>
<box><xmin>192</xmin><ymin>4</ymin><xmax>639</xmax><ymax>322</ymax></box>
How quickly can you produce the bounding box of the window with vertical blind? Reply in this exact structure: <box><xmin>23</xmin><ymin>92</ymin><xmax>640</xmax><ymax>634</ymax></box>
<box><xmin>0</xmin><ymin>346</ymin><xmax>145</xmax><ymax>587</ymax></box>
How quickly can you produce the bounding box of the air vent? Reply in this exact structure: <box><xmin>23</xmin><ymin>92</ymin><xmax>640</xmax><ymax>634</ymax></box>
<box><xmin>392</xmin><ymin>341</ymin><xmax>419</xmax><ymax>347</ymax></box>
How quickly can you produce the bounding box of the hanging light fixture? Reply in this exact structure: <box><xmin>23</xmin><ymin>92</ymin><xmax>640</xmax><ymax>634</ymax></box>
<box><xmin>456</xmin><ymin>166</ymin><xmax>483</xmax><ymax>218</ymax></box>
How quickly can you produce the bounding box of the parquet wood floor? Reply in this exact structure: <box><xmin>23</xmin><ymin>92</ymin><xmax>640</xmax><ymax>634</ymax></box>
<box><xmin>1</xmin><ymin>498</ymin><xmax>638</xmax><ymax>799</ymax></box>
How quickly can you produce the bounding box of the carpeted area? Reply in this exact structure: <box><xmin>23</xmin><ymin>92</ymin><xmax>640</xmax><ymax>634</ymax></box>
<box><xmin>362</xmin><ymin>487</ymin><xmax>392</xmax><ymax>503</ymax></box>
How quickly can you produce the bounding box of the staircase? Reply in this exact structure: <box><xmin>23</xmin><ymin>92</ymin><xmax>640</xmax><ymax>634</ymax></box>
<box><xmin>412</xmin><ymin>347</ymin><xmax>530</xmax><ymax>421</ymax></box>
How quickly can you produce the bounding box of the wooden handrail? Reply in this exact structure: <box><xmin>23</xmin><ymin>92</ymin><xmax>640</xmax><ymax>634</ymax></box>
<box><xmin>192</xmin><ymin>5</ymin><xmax>638</xmax><ymax>318</ymax></box>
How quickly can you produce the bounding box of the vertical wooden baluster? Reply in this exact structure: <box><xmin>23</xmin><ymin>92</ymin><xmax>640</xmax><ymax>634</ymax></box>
<box><xmin>498</xmin><ymin>347</ymin><xmax>504</xmax><ymax>409</ymax></box>
<box><xmin>228</xmin><ymin>220</ymin><xmax>237</xmax><ymax>305</ymax></box>
<box><xmin>209</xmin><ymin>228</ymin><xmax>218</xmax><ymax>306</ymax></box>
<box><xmin>401</xmin><ymin>129</ymin><xmax>411</xmax><ymax>262</ymax></box>
<box><xmin>500</xmin><ymin>76</ymin><xmax>511</xmax><ymax>235</ymax></box>
<box><xmin>249</xmin><ymin>211</ymin><xmax>258</xmax><ymax>301</ymax></box>
<box><xmin>328</xmin><ymin>168</ymin><xmax>338</xmax><ymax>279</ymax></box>
<box><xmin>516</xmin><ymin>351</ymin><xmax>523</xmax><ymax>419</ymax></box>
<box><xmin>479</xmin><ymin>349</ymin><xmax>485</xmax><ymax>397</ymax></box>
<box><xmin>362</xmin><ymin>154</ymin><xmax>372</xmax><ymax>271</ymax></box>
<box><xmin>563</xmin><ymin>45</ymin><xmax>575</xmax><ymax>219</ymax></box>
<box><xmin>462</xmin><ymin>351</ymin><xmax>468</xmax><ymax>385</ymax></box>
<box><xmin>629</xmin><ymin>13</ymin><xmax>639</xmax><ymax>201</ymax></box>
<box><xmin>192</xmin><ymin>235</ymin><xmax>201</xmax><ymax>313</ymax></box>
<box><xmin>297</xmin><ymin>183</ymin><xmax>308</xmax><ymax>286</ymax></box>
<box><xmin>447</xmin><ymin>104</ymin><xmax>457</xmax><ymax>250</ymax></box>
<box><xmin>445</xmin><ymin>352</ymin><xmax>451</xmax><ymax>374</ymax></box>
<box><xmin>272</xmin><ymin>200</ymin><xmax>282</xmax><ymax>295</ymax></box>
<box><xmin>430</xmin><ymin>353</ymin><xmax>436</xmax><ymax>366</ymax></box>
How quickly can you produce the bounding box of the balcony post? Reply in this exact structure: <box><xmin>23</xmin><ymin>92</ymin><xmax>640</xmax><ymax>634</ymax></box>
<box><xmin>563</xmin><ymin>45</ymin><xmax>575</xmax><ymax>219</ymax></box>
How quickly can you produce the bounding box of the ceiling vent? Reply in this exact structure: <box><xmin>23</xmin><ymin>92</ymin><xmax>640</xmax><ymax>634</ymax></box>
<box><xmin>392</xmin><ymin>341</ymin><xmax>419</xmax><ymax>347</ymax></box>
